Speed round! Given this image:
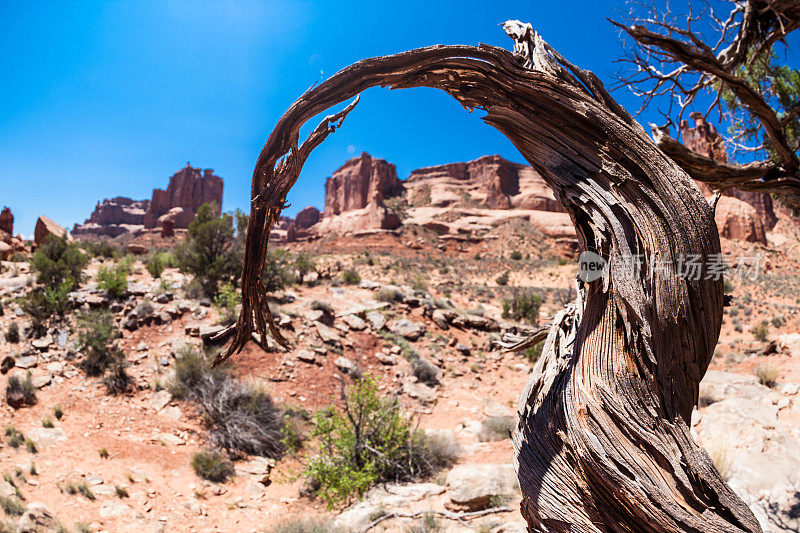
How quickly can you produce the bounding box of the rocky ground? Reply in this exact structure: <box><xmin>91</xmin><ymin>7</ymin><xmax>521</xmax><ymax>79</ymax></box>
<box><xmin>1</xmin><ymin>212</ymin><xmax>800</xmax><ymax>532</ymax></box>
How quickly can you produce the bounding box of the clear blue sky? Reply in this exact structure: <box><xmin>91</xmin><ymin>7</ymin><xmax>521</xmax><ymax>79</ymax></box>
<box><xmin>0</xmin><ymin>0</ymin><xmax>720</xmax><ymax>235</ymax></box>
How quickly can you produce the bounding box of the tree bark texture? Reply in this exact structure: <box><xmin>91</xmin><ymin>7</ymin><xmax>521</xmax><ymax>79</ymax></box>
<box><xmin>218</xmin><ymin>21</ymin><xmax>762</xmax><ymax>533</ymax></box>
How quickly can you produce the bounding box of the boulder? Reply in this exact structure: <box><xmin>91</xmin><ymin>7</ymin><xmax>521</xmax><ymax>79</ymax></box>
<box><xmin>334</xmin><ymin>357</ymin><xmax>358</xmax><ymax>375</ymax></box>
<box><xmin>365</xmin><ymin>311</ymin><xmax>387</xmax><ymax>331</ymax></box>
<box><xmin>315</xmin><ymin>321</ymin><xmax>341</xmax><ymax>344</ymax></box>
<box><xmin>403</xmin><ymin>380</ymin><xmax>436</xmax><ymax>403</ymax></box>
<box><xmin>342</xmin><ymin>314</ymin><xmax>367</xmax><ymax>331</ymax></box>
<box><xmin>294</xmin><ymin>206</ymin><xmax>321</xmax><ymax>229</ymax></box>
<box><xmin>714</xmin><ymin>196</ymin><xmax>767</xmax><ymax>244</ymax></box>
<box><xmin>126</xmin><ymin>243</ymin><xmax>148</xmax><ymax>255</ymax></box>
<box><xmin>0</xmin><ymin>241</ymin><xmax>11</xmax><ymax>260</ymax></box>
<box><xmin>17</xmin><ymin>502</ymin><xmax>59</xmax><ymax>532</ymax></box>
<box><xmin>71</xmin><ymin>196</ymin><xmax>148</xmax><ymax>237</ymax></box>
<box><xmin>445</xmin><ymin>464</ymin><xmax>519</xmax><ymax>511</ymax></box>
<box><xmin>33</xmin><ymin>216</ymin><xmax>69</xmax><ymax>247</ymax></box>
<box><xmin>389</xmin><ymin>319</ymin><xmax>424</xmax><ymax>340</ymax></box>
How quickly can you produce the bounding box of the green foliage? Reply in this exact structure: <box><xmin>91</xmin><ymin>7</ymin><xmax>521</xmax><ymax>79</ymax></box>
<box><xmin>21</xmin><ymin>280</ymin><xmax>74</xmax><ymax>332</ymax></box>
<box><xmin>78</xmin><ymin>240</ymin><xmax>121</xmax><ymax>259</ymax></box>
<box><xmin>98</xmin><ymin>448</ymin><xmax>109</xmax><ymax>459</ymax></box>
<box><xmin>261</xmin><ymin>249</ymin><xmax>297</xmax><ymax>292</ymax></box>
<box><xmin>213</xmin><ymin>282</ymin><xmax>241</xmax><ymax>326</ymax></box>
<box><xmin>4</xmin><ymin>323</ymin><xmax>19</xmax><ymax>344</ymax></box>
<box><xmin>176</xmin><ymin>203</ymin><xmax>243</xmax><ymax>297</ymax></box>
<box><xmin>753</xmin><ymin>321</ymin><xmax>770</xmax><ymax>342</ymax></box>
<box><xmin>4</xmin><ymin>427</ymin><xmax>24</xmax><ymax>448</ymax></box>
<box><xmin>191</xmin><ymin>449</ymin><xmax>235</xmax><ymax>482</ymax></box>
<box><xmin>523</xmin><ymin>341</ymin><xmax>544</xmax><ymax>363</ymax></box>
<box><xmin>376</xmin><ymin>287</ymin><xmax>404</xmax><ymax>303</ymax></box>
<box><xmin>41</xmin><ymin>417</ymin><xmax>54</xmax><ymax>428</ymax></box>
<box><xmin>341</xmin><ymin>269</ymin><xmax>361</xmax><ymax>285</ymax></box>
<box><xmin>410</xmin><ymin>274</ymin><xmax>428</xmax><ymax>292</ymax></box>
<box><xmin>509</xmin><ymin>250</ymin><xmax>523</xmax><ymax>260</ymax></box>
<box><xmin>306</xmin><ymin>377</ymin><xmax>457</xmax><ymax>508</ymax></box>
<box><xmin>502</xmin><ymin>290</ymin><xmax>543</xmax><ymax>325</ymax></box>
<box><xmin>31</xmin><ymin>235</ymin><xmax>87</xmax><ymax>289</ymax></box>
<box><xmin>97</xmin><ymin>263</ymin><xmax>128</xmax><ymax>298</ymax></box>
<box><xmin>24</xmin><ymin>438</ymin><xmax>37</xmax><ymax>454</ymax></box>
<box><xmin>721</xmin><ymin>48</ymin><xmax>800</xmax><ymax>161</ymax></box>
<box><xmin>295</xmin><ymin>253</ymin><xmax>316</xmax><ymax>283</ymax></box>
<box><xmin>146</xmin><ymin>252</ymin><xmax>168</xmax><ymax>279</ymax></box>
<box><xmin>495</xmin><ymin>271</ymin><xmax>510</xmax><ymax>286</ymax></box>
<box><xmin>0</xmin><ymin>495</ymin><xmax>25</xmax><ymax>516</ymax></box>
<box><xmin>6</xmin><ymin>374</ymin><xmax>36</xmax><ymax>409</ymax></box>
<box><xmin>76</xmin><ymin>311</ymin><xmax>128</xmax><ymax>393</ymax></box>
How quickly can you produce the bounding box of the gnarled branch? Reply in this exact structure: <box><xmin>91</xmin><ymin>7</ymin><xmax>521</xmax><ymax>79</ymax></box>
<box><xmin>221</xmin><ymin>20</ymin><xmax>761</xmax><ymax>532</ymax></box>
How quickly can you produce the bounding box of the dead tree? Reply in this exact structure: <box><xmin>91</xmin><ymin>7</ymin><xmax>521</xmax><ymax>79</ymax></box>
<box><xmin>215</xmin><ymin>19</ymin><xmax>770</xmax><ymax>532</ymax></box>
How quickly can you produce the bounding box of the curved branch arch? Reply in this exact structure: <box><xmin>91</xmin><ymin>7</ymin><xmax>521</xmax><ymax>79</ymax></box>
<box><xmin>218</xmin><ymin>21</ymin><xmax>762</xmax><ymax>532</ymax></box>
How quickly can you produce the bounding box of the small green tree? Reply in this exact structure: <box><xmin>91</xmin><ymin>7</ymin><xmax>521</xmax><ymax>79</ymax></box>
<box><xmin>502</xmin><ymin>289</ymin><xmax>543</xmax><ymax>325</ymax></box>
<box><xmin>176</xmin><ymin>203</ymin><xmax>241</xmax><ymax>296</ymax></box>
<box><xmin>31</xmin><ymin>235</ymin><xmax>87</xmax><ymax>289</ymax></box>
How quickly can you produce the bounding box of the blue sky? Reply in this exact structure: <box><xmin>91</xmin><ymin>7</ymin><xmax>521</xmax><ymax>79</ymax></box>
<box><xmin>0</xmin><ymin>0</ymin><xmax>771</xmax><ymax>236</ymax></box>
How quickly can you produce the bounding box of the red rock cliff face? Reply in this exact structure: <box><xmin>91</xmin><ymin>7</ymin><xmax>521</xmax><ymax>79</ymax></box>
<box><xmin>323</xmin><ymin>153</ymin><xmax>402</xmax><ymax>216</ymax></box>
<box><xmin>144</xmin><ymin>165</ymin><xmax>223</xmax><ymax>229</ymax></box>
<box><xmin>407</xmin><ymin>155</ymin><xmax>562</xmax><ymax>211</ymax></box>
<box><xmin>72</xmin><ymin>197</ymin><xmax>150</xmax><ymax>237</ymax></box>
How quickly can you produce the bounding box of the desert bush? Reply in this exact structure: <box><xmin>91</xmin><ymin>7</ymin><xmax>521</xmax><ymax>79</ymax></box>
<box><xmin>191</xmin><ymin>449</ymin><xmax>235</xmax><ymax>482</ymax></box>
<box><xmin>306</xmin><ymin>377</ymin><xmax>457</xmax><ymax>508</ymax></box>
<box><xmin>376</xmin><ymin>287</ymin><xmax>404</xmax><ymax>303</ymax></box>
<box><xmin>176</xmin><ymin>203</ymin><xmax>243</xmax><ymax>297</ymax></box>
<box><xmin>478</xmin><ymin>416</ymin><xmax>515</xmax><ymax>442</ymax></box>
<box><xmin>752</xmin><ymin>321</ymin><xmax>770</xmax><ymax>342</ymax></box>
<box><xmin>495</xmin><ymin>271</ymin><xmax>510</xmax><ymax>286</ymax></box>
<box><xmin>8</xmin><ymin>252</ymin><xmax>27</xmax><ymax>262</ymax></box>
<box><xmin>756</xmin><ymin>363</ymin><xmax>779</xmax><ymax>387</ymax></box>
<box><xmin>510</xmin><ymin>250</ymin><xmax>523</xmax><ymax>260</ymax></box>
<box><xmin>4</xmin><ymin>323</ymin><xmax>19</xmax><ymax>344</ymax></box>
<box><xmin>410</xmin><ymin>274</ymin><xmax>428</xmax><ymax>292</ymax></box>
<box><xmin>261</xmin><ymin>248</ymin><xmax>296</xmax><ymax>292</ymax></box>
<box><xmin>214</xmin><ymin>282</ymin><xmax>241</xmax><ymax>326</ymax></box>
<box><xmin>281</xmin><ymin>406</ymin><xmax>311</xmax><ymax>454</ymax></box>
<box><xmin>0</xmin><ymin>495</ymin><xmax>25</xmax><ymax>516</ymax></box>
<box><xmin>4</xmin><ymin>427</ymin><xmax>24</xmax><ymax>448</ymax></box>
<box><xmin>523</xmin><ymin>341</ymin><xmax>544</xmax><ymax>363</ymax></box>
<box><xmin>169</xmin><ymin>346</ymin><xmax>285</xmax><ymax>457</ymax></box>
<box><xmin>407</xmin><ymin>512</ymin><xmax>442</xmax><ymax>533</ymax></box>
<box><xmin>771</xmin><ymin>315</ymin><xmax>786</xmax><ymax>328</ymax></box>
<box><xmin>6</xmin><ymin>374</ymin><xmax>36</xmax><ymax>409</ymax></box>
<box><xmin>310</xmin><ymin>300</ymin><xmax>333</xmax><ymax>314</ymax></box>
<box><xmin>341</xmin><ymin>269</ymin><xmax>361</xmax><ymax>285</ymax></box>
<box><xmin>410</xmin><ymin>357</ymin><xmax>439</xmax><ymax>387</ymax></box>
<box><xmin>31</xmin><ymin>235</ymin><xmax>87</xmax><ymax>289</ymax></box>
<box><xmin>53</xmin><ymin>405</ymin><xmax>63</xmax><ymax>420</ymax></box>
<box><xmin>97</xmin><ymin>263</ymin><xmax>128</xmax><ymax>298</ymax></box>
<box><xmin>102</xmin><ymin>358</ymin><xmax>132</xmax><ymax>395</ymax></box>
<box><xmin>21</xmin><ymin>280</ymin><xmax>73</xmax><ymax>332</ymax></box>
<box><xmin>146</xmin><ymin>252</ymin><xmax>167</xmax><ymax>279</ymax></box>
<box><xmin>705</xmin><ymin>438</ymin><xmax>734</xmax><ymax>481</ymax></box>
<box><xmin>41</xmin><ymin>417</ymin><xmax>54</xmax><ymax>428</ymax></box>
<box><xmin>76</xmin><ymin>311</ymin><xmax>121</xmax><ymax>376</ymax></box>
<box><xmin>266</xmin><ymin>518</ymin><xmax>345</xmax><ymax>533</ymax></box>
<box><xmin>78</xmin><ymin>240</ymin><xmax>120</xmax><ymax>259</ymax></box>
<box><xmin>502</xmin><ymin>290</ymin><xmax>543</xmax><ymax>325</ymax></box>
<box><xmin>295</xmin><ymin>253</ymin><xmax>316</xmax><ymax>283</ymax></box>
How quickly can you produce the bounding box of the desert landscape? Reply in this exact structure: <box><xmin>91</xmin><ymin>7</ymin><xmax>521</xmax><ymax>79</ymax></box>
<box><xmin>1</xmin><ymin>127</ymin><xmax>800</xmax><ymax>531</ymax></box>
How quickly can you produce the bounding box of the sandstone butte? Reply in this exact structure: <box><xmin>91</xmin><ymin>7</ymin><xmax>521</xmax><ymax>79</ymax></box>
<box><xmin>72</xmin><ymin>163</ymin><xmax>223</xmax><ymax>238</ymax></box>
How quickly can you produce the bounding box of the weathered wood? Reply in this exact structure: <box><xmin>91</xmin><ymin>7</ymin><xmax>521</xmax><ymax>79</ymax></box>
<box><xmin>220</xmin><ymin>20</ymin><xmax>761</xmax><ymax>532</ymax></box>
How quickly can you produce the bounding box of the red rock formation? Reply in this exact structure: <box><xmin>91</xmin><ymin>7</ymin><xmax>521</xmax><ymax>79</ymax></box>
<box><xmin>34</xmin><ymin>216</ymin><xmax>70</xmax><ymax>247</ymax></box>
<box><xmin>72</xmin><ymin>197</ymin><xmax>149</xmax><ymax>237</ymax></box>
<box><xmin>681</xmin><ymin>114</ymin><xmax>777</xmax><ymax>232</ymax></box>
<box><xmin>294</xmin><ymin>206</ymin><xmax>321</xmax><ymax>229</ymax></box>
<box><xmin>714</xmin><ymin>196</ymin><xmax>767</xmax><ymax>243</ymax></box>
<box><xmin>144</xmin><ymin>165</ymin><xmax>223</xmax><ymax>229</ymax></box>
<box><xmin>323</xmin><ymin>153</ymin><xmax>402</xmax><ymax>216</ymax></box>
<box><xmin>407</xmin><ymin>155</ymin><xmax>562</xmax><ymax>211</ymax></box>
<box><xmin>0</xmin><ymin>207</ymin><xmax>13</xmax><ymax>235</ymax></box>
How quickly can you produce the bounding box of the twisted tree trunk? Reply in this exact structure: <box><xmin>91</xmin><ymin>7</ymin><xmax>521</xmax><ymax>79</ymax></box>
<box><xmin>218</xmin><ymin>21</ymin><xmax>762</xmax><ymax>532</ymax></box>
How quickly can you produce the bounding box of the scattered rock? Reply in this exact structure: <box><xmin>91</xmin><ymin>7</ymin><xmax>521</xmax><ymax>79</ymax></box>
<box><xmin>18</xmin><ymin>502</ymin><xmax>59</xmax><ymax>532</ymax></box>
<box><xmin>27</xmin><ymin>428</ymin><xmax>67</xmax><ymax>447</ymax></box>
<box><xmin>403</xmin><ymin>380</ymin><xmax>436</xmax><ymax>403</ymax></box>
<box><xmin>296</xmin><ymin>350</ymin><xmax>316</xmax><ymax>364</ymax></box>
<box><xmin>314</xmin><ymin>321</ymin><xmax>341</xmax><ymax>344</ymax></box>
<box><xmin>15</xmin><ymin>356</ymin><xmax>37</xmax><ymax>369</ymax></box>
<box><xmin>31</xmin><ymin>337</ymin><xmax>52</xmax><ymax>351</ymax></box>
<box><xmin>150</xmin><ymin>390</ymin><xmax>172</xmax><ymax>412</ymax></box>
<box><xmin>365</xmin><ymin>311</ymin><xmax>386</xmax><ymax>331</ymax></box>
<box><xmin>390</xmin><ymin>319</ymin><xmax>424</xmax><ymax>340</ymax></box>
<box><xmin>157</xmin><ymin>433</ymin><xmax>185</xmax><ymax>446</ymax></box>
<box><xmin>445</xmin><ymin>464</ymin><xmax>519</xmax><ymax>511</ymax></box>
<box><xmin>375</xmin><ymin>352</ymin><xmax>399</xmax><ymax>365</ymax></box>
<box><xmin>342</xmin><ymin>314</ymin><xmax>367</xmax><ymax>331</ymax></box>
<box><xmin>334</xmin><ymin>357</ymin><xmax>358</xmax><ymax>376</ymax></box>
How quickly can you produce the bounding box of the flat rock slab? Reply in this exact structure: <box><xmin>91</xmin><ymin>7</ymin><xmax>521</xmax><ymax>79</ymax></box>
<box><xmin>445</xmin><ymin>463</ymin><xmax>519</xmax><ymax>511</ymax></box>
<box><xmin>315</xmin><ymin>321</ymin><xmax>341</xmax><ymax>344</ymax></box>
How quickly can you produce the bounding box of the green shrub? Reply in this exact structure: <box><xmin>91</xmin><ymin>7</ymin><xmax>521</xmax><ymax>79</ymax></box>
<box><xmin>102</xmin><ymin>358</ymin><xmax>132</xmax><ymax>395</ymax></box>
<box><xmin>295</xmin><ymin>253</ymin><xmax>316</xmax><ymax>284</ymax></box>
<box><xmin>8</xmin><ymin>252</ymin><xmax>27</xmax><ymax>262</ymax></box>
<box><xmin>4</xmin><ymin>323</ymin><xmax>19</xmax><ymax>344</ymax></box>
<box><xmin>0</xmin><ymin>496</ymin><xmax>25</xmax><ymax>516</ymax></box>
<box><xmin>495</xmin><ymin>271</ymin><xmax>510</xmax><ymax>286</ymax></box>
<box><xmin>53</xmin><ymin>405</ymin><xmax>64</xmax><ymax>420</ymax></box>
<box><xmin>176</xmin><ymin>203</ymin><xmax>243</xmax><ymax>297</ymax></box>
<box><xmin>376</xmin><ymin>287</ymin><xmax>404</xmax><ymax>303</ymax></box>
<box><xmin>21</xmin><ymin>280</ymin><xmax>73</xmax><ymax>333</ymax></box>
<box><xmin>410</xmin><ymin>274</ymin><xmax>428</xmax><ymax>292</ymax></box>
<box><xmin>341</xmin><ymin>269</ymin><xmax>361</xmax><ymax>285</ymax></box>
<box><xmin>261</xmin><ymin>249</ymin><xmax>296</xmax><ymax>292</ymax></box>
<box><xmin>502</xmin><ymin>290</ymin><xmax>543</xmax><ymax>325</ymax></box>
<box><xmin>753</xmin><ymin>321</ymin><xmax>769</xmax><ymax>342</ymax></box>
<box><xmin>41</xmin><ymin>417</ymin><xmax>54</xmax><ymax>428</ymax></box>
<box><xmin>310</xmin><ymin>300</ymin><xmax>332</xmax><ymax>314</ymax></box>
<box><xmin>78</xmin><ymin>240</ymin><xmax>120</xmax><ymax>259</ymax></box>
<box><xmin>114</xmin><ymin>485</ymin><xmax>129</xmax><ymax>498</ymax></box>
<box><xmin>191</xmin><ymin>449</ymin><xmax>235</xmax><ymax>482</ymax></box>
<box><xmin>31</xmin><ymin>235</ymin><xmax>87</xmax><ymax>289</ymax></box>
<box><xmin>523</xmin><ymin>341</ymin><xmax>544</xmax><ymax>363</ymax></box>
<box><xmin>306</xmin><ymin>377</ymin><xmax>457</xmax><ymax>508</ymax></box>
<box><xmin>4</xmin><ymin>427</ymin><xmax>25</xmax><ymax>448</ymax></box>
<box><xmin>76</xmin><ymin>311</ymin><xmax>121</xmax><ymax>376</ymax></box>
<box><xmin>213</xmin><ymin>282</ymin><xmax>241</xmax><ymax>326</ymax></box>
<box><xmin>6</xmin><ymin>374</ymin><xmax>36</xmax><ymax>409</ymax></box>
<box><xmin>169</xmin><ymin>347</ymin><xmax>285</xmax><ymax>457</ymax></box>
<box><xmin>510</xmin><ymin>250</ymin><xmax>523</xmax><ymax>260</ymax></box>
<box><xmin>24</xmin><ymin>438</ymin><xmax>37</xmax><ymax>454</ymax></box>
<box><xmin>146</xmin><ymin>252</ymin><xmax>166</xmax><ymax>279</ymax></box>
<box><xmin>97</xmin><ymin>263</ymin><xmax>128</xmax><ymax>298</ymax></box>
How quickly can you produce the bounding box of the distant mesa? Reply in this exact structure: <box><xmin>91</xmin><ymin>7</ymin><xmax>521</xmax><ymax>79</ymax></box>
<box><xmin>72</xmin><ymin>163</ymin><xmax>223</xmax><ymax>238</ymax></box>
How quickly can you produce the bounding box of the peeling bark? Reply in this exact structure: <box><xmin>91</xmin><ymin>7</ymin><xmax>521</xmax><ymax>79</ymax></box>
<box><xmin>219</xmin><ymin>20</ymin><xmax>761</xmax><ymax>532</ymax></box>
